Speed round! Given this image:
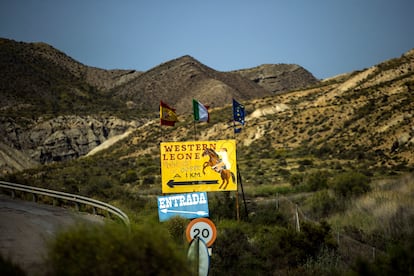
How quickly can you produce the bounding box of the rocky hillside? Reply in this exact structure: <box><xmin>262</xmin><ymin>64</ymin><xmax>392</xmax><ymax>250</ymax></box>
<box><xmin>241</xmin><ymin>49</ymin><xmax>414</xmax><ymax>169</ymax></box>
<box><xmin>10</xmin><ymin>48</ymin><xmax>412</xmax><ymax>196</ymax></box>
<box><xmin>3</xmin><ymin>38</ymin><xmax>412</xmax><ymax>177</ymax></box>
<box><xmin>123</xmin><ymin>48</ymin><xmax>414</xmax><ymax>175</ymax></box>
<box><xmin>0</xmin><ymin>38</ymin><xmax>141</xmax><ymax>118</ymax></box>
<box><xmin>0</xmin><ymin>38</ymin><xmax>319</xmax><ymax>174</ymax></box>
<box><xmin>110</xmin><ymin>55</ymin><xmax>272</xmax><ymax>113</ymax></box>
<box><xmin>233</xmin><ymin>63</ymin><xmax>319</xmax><ymax>94</ymax></box>
<box><xmin>112</xmin><ymin>57</ymin><xmax>319</xmax><ymax>113</ymax></box>
<box><xmin>0</xmin><ymin>115</ymin><xmax>144</xmax><ymax>174</ymax></box>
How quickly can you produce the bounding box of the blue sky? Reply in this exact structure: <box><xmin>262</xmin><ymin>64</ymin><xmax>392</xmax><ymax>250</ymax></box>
<box><xmin>1</xmin><ymin>0</ymin><xmax>413</xmax><ymax>79</ymax></box>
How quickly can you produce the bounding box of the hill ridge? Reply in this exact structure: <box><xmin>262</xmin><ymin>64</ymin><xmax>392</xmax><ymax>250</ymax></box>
<box><xmin>110</xmin><ymin>54</ymin><xmax>272</xmax><ymax>113</ymax></box>
<box><xmin>1</xmin><ymin>37</ymin><xmax>412</xmax><ymax>174</ymax></box>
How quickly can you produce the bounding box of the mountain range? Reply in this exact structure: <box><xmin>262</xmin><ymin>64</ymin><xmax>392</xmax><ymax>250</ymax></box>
<box><xmin>0</xmin><ymin>37</ymin><xmax>413</xmax><ymax>175</ymax></box>
<box><xmin>0</xmin><ymin>37</ymin><xmax>318</xmax><ymax>174</ymax></box>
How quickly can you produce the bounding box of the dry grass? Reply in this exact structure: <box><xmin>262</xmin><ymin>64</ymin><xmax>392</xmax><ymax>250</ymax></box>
<box><xmin>329</xmin><ymin>173</ymin><xmax>414</xmax><ymax>234</ymax></box>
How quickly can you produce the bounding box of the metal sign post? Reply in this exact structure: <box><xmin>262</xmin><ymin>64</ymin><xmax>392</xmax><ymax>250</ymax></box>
<box><xmin>187</xmin><ymin>237</ymin><xmax>209</xmax><ymax>276</ymax></box>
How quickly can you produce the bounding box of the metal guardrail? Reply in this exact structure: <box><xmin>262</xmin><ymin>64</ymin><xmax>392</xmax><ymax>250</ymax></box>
<box><xmin>0</xmin><ymin>180</ymin><xmax>130</xmax><ymax>227</ymax></box>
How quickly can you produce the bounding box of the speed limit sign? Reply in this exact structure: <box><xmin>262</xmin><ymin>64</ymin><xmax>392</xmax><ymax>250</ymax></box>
<box><xmin>186</xmin><ymin>218</ymin><xmax>217</xmax><ymax>247</ymax></box>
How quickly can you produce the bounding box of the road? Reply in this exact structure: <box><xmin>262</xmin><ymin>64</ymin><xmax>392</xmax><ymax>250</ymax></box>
<box><xmin>0</xmin><ymin>194</ymin><xmax>103</xmax><ymax>275</ymax></box>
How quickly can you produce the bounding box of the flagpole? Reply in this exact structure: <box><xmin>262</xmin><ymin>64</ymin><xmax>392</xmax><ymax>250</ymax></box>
<box><xmin>232</xmin><ymin>103</ymin><xmax>239</xmax><ymax>221</ymax></box>
<box><xmin>235</xmin><ymin>129</ymin><xmax>239</xmax><ymax>221</ymax></box>
<box><xmin>236</xmin><ymin>184</ymin><xmax>240</xmax><ymax>221</ymax></box>
<box><xmin>233</xmin><ymin>120</ymin><xmax>236</xmax><ymax>140</ymax></box>
<box><xmin>232</xmin><ymin>99</ymin><xmax>247</xmax><ymax>220</ymax></box>
<box><xmin>192</xmin><ymin>99</ymin><xmax>196</xmax><ymax>141</ymax></box>
<box><xmin>237</xmin><ymin>164</ymin><xmax>248</xmax><ymax>220</ymax></box>
<box><xmin>231</xmin><ymin>99</ymin><xmax>239</xmax><ymax>220</ymax></box>
<box><xmin>160</xmin><ymin>105</ymin><xmax>163</xmax><ymax>142</ymax></box>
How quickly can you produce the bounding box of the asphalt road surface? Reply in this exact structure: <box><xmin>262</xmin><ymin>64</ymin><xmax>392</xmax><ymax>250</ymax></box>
<box><xmin>0</xmin><ymin>194</ymin><xmax>103</xmax><ymax>275</ymax></box>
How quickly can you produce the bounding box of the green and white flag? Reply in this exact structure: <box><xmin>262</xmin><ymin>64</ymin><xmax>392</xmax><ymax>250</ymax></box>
<box><xmin>193</xmin><ymin>99</ymin><xmax>209</xmax><ymax>122</ymax></box>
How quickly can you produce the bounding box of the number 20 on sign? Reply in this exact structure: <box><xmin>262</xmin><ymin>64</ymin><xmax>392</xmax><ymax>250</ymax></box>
<box><xmin>186</xmin><ymin>218</ymin><xmax>217</xmax><ymax>247</ymax></box>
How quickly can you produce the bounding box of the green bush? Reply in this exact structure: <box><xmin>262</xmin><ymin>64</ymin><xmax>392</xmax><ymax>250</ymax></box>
<box><xmin>208</xmin><ymin>192</ymin><xmax>236</xmax><ymax>220</ymax></box>
<box><xmin>84</xmin><ymin>175</ymin><xmax>114</xmax><ymax>197</ymax></box>
<box><xmin>290</xmin><ymin>173</ymin><xmax>304</xmax><ymax>186</ymax></box>
<box><xmin>141</xmin><ymin>175</ymin><xmax>156</xmax><ymax>185</ymax></box>
<box><xmin>139</xmin><ymin>166</ymin><xmax>159</xmax><ymax>176</ymax></box>
<box><xmin>249</xmin><ymin>202</ymin><xmax>289</xmax><ymax>227</ymax></box>
<box><xmin>298</xmin><ymin>159</ymin><xmax>314</xmax><ymax>166</ymax></box>
<box><xmin>289</xmin><ymin>170</ymin><xmax>329</xmax><ymax>192</ymax></box>
<box><xmin>305</xmin><ymin>170</ymin><xmax>329</xmax><ymax>191</ymax></box>
<box><xmin>164</xmin><ymin>216</ymin><xmax>188</xmax><ymax>245</ymax></box>
<box><xmin>248</xmin><ymin>221</ymin><xmax>337</xmax><ymax>272</ymax></box>
<box><xmin>277</xmin><ymin>221</ymin><xmax>337</xmax><ymax>268</ymax></box>
<box><xmin>354</xmin><ymin>224</ymin><xmax>414</xmax><ymax>275</ymax></box>
<box><xmin>47</xmin><ymin>222</ymin><xmax>191</xmax><ymax>276</ymax></box>
<box><xmin>250</xmin><ymin>226</ymin><xmax>286</xmax><ymax>272</ymax></box>
<box><xmin>331</xmin><ymin>171</ymin><xmax>371</xmax><ymax>198</ymax></box>
<box><xmin>121</xmin><ymin>170</ymin><xmax>138</xmax><ymax>183</ymax></box>
<box><xmin>299</xmin><ymin>248</ymin><xmax>344</xmax><ymax>275</ymax></box>
<box><xmin>306</xmin><ymin>190</ymin><xmax>340</xmax><ymax>219</ymax></box>
<box><xmin>211</xmin><ymin>223</ymin><xmax>259</xmax><ymax>275</ymax></box>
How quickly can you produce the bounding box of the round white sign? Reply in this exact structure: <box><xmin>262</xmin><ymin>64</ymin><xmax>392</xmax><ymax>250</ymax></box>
<box><xmin>186</xmin><ymin>218</ymin><xmax>217</xmax><ymax>247</ymax></box>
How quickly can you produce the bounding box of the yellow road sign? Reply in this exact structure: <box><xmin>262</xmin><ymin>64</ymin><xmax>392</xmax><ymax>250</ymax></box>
<box><xmin>160</xmin><ymin>140</ymin><xmax>237</xmax><ymax>193</ymax></box>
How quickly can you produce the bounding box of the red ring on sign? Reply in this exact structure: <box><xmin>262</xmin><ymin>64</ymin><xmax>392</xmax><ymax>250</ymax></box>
<box><xmin>186</xmin><ymin>218</ymin><xmax>217</xmax><ymax>247</ymax></box>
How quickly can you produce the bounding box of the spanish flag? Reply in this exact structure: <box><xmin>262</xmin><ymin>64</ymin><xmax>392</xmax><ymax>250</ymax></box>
<box><xmin>160</xmin><ymin>101</ymin><xmax>179</xmax><ymax>126</ymax></box>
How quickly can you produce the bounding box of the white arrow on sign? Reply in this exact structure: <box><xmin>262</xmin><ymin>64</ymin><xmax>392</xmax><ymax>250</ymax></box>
<box><xmin>160</xmin><ymin>209</ymin><xmax>208</xmax><ymax>216</ymax></box>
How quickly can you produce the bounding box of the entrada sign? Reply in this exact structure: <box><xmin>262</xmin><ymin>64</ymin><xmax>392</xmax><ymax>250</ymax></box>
<box><xmin>160</xmin><ymin>140</ymin><xmax>237</xmax><ymax>193</ymax></box>
<box><xmin>157</xmin><ymin>192</ymin><xmax>209</xmax><ymax>221</ymax></box>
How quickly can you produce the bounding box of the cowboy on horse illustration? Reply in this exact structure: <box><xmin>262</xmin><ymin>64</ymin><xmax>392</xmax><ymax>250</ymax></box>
<box><xmin>202</xmin><ymin>148</ymin><xmax>235</xmax><ymax>189</ymax></box>
<box><xmin>211</xmin><ymin>148</ymin><xmax>231</xmax><ymax>173</ymax></box>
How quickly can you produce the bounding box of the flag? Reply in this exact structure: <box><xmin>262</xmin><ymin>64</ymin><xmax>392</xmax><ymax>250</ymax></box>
<box><xmin>193</xmin><ymin>99</ymin><xmax>209</xmax><ymax>122</ymax></box>
<box><xmin>160</xmin><ymin>101</ymin><xmax>178</xmax><ymax>126</ymax></box>
<box><xmin>232</xmin><ymin>99</ymin><xmax>245</xmax><ymax>133</ymax></box>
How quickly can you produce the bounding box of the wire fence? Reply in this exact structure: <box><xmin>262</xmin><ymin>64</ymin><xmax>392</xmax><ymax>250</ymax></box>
<box><xmin>256</xmin><ymin>194</ymin><xmax>387</xmax><ymax>264</ymax></box>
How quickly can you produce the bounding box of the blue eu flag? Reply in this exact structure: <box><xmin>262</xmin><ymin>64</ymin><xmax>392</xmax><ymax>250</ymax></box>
<box><xmin>232</xmin><ymin>99</ymin><xmax>245</xmax><ymax>133</ymax></box>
